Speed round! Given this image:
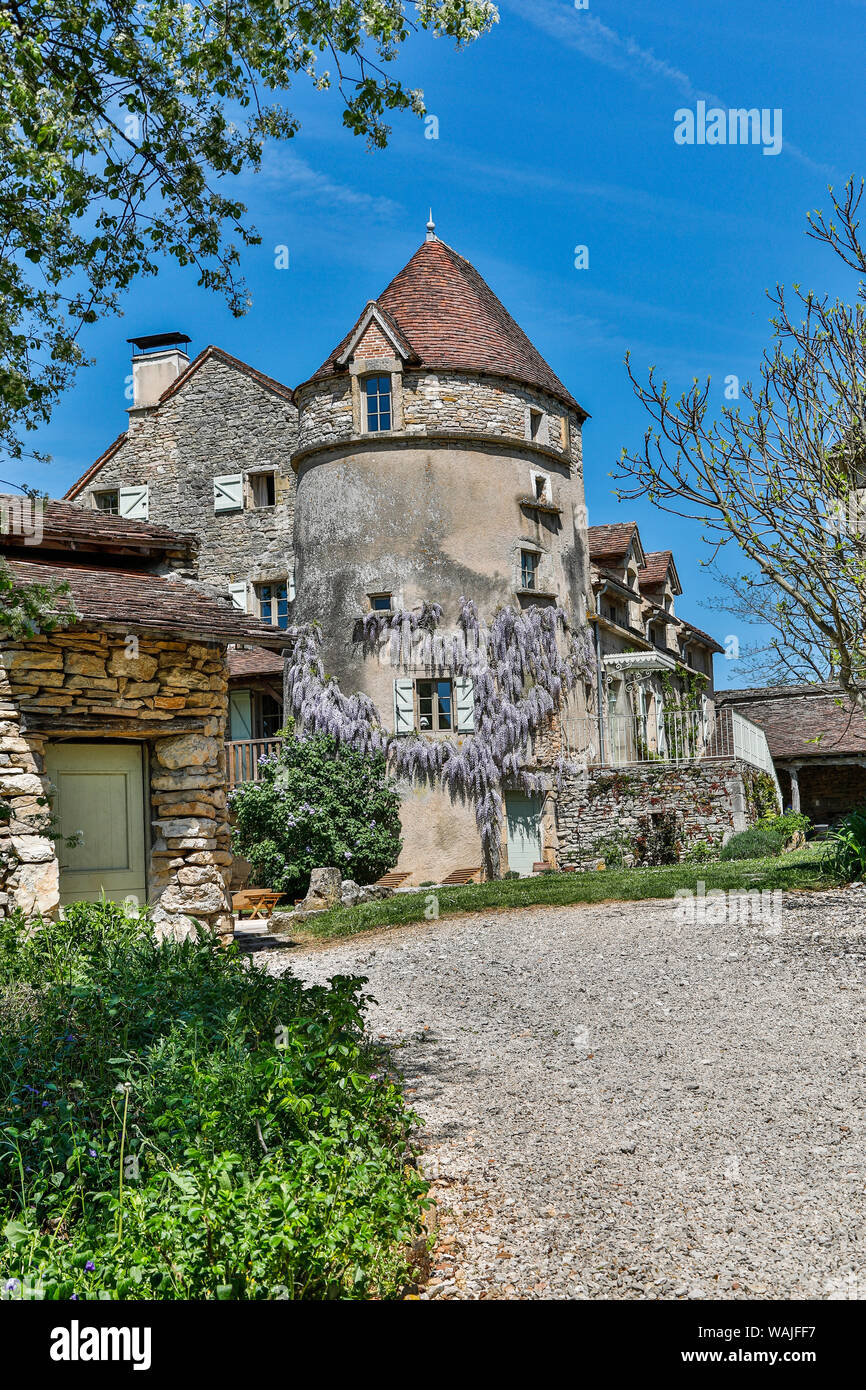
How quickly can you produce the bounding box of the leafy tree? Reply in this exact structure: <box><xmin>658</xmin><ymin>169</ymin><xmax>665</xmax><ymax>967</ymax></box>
<box><xmin>230</xmin><ymin>725</ymin><xmax>403</xmax><ymax>896</ymax></box>
<box><xmin>0</xmin><ymin>0</ymin><xmax>498</xmax><ymax>463</ymax></box>
<box><xmin>0</xmin><ymin>555</ymin><xmax>72</xmax><ymax>639</ymax></box>
<box><xmin>615</xmin><ymin>178</ymin><xmax>866</xmax><ymax>711</ymax></box>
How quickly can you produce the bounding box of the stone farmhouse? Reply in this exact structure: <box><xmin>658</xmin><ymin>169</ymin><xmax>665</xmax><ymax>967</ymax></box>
<box><xmin>0</xmin><ymin>499</ymin><xmax>283</xmax><ymax>934</ymax></box>
<box><xmin>716</xmin><ymin>683</ymin><xmax>866</xmax><ymax>826</ymax></box>
<box><xmin>62</xmin><ymin>223</ymin><xmax>780</xmax><ymax>884</ymax></box>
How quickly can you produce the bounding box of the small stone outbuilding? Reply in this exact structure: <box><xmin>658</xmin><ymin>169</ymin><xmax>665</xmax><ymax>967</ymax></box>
<box><xmin>0</xmin><ymin>500</ymin><xmax>285</xmax><ymax>938</ymax></box>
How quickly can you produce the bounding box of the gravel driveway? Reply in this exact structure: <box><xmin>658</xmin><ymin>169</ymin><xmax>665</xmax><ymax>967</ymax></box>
<box><xmin>266</xmin><ymin>886</ymin><xmax>865</xmax><ymax>1299</ymax></box>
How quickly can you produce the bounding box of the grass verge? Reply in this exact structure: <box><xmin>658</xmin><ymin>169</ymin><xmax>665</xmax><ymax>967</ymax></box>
<box><xmin>297</xmin><ymin>844</ymin><xmax>837</xmax><ymax>941</ymax></box>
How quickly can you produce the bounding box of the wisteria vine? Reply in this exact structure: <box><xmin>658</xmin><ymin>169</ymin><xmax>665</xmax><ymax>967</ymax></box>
<box><xmin>284</xmin><ymin>600</ymin><xmax>595</xmax><ymax>874</ymax></box>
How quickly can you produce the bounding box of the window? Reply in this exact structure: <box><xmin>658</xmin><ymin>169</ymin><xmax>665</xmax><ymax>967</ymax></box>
<box><xmin>531</xmin><ymin>470</ymin><xmax>552</xmax><ymax>503</ymax></box>
<box><xmin>364</xmin><ymin>375</ymin><xmax>392</xmax><ymax>432</ymax></box>
<box><xmin>604</xmin><ymin>602</ymin><xmax>625</xmax><ymax>628</ymax></box>
<box><xmin>417</xmin><ymin>679</ymin><xmax>453</xmax><ymax>732</ymax></box>
<box><xmin>256</xmin><ymin>582</ymin><xmax>289</xmax><ymax>629</ymax></box>
<box><xmin>258</xmin><ymin>693</ymin><xmax>283</xmax><ymax>738</ymax></box>
<box><xmin>249</xmin><ymin>471</ymin><xmax>276</xmax><ymax>509</ymax></box>
<box><xmin>528</xmin><ymin>407</ymin><xmax>544</xmax><ymax>441</ymax></box>
<box><xmin>369</xmin><ymin>593</ymin><xmax>392</xmax><ymax>612</ymax></box>
<box><xmin>520</xmin><ymin>550</ymin><xmax>539</xmax><ymax>590</ymax></box>
<box><xmin>650</xmin><ymin>624</ymin><xmax>664</xmax><ymax>648</ymax></box>
<box><xmin>393</xmin><ymin>676</ymin><xmax>474</xmax><ymax>735</ymax></box>
<box><xmin>93</xmin><ymin>490</ymin><xmax>119</xmax><ymax>514</ymax></box>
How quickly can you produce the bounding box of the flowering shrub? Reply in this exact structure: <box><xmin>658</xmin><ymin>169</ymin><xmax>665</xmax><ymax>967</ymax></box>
<box><xmin>230</xmin><ymin>723</ymin><xmax>403</xmax><ymax>897</ymax></box>
<box><xmin>285</xmin><ymin>599</ymin><xmax>594</xmax><ymax>875</ymax></box>
<box><xmin>0</xmin><ymin>902</ymin><xmax>426</xmax><ymax>1300</ymax></box>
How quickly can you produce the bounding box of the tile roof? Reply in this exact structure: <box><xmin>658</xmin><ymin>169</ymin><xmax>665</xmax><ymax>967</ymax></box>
<box><xmin>1</xmin><ymin>497</ymin><xmax>197</xmax><ymax>557</ymax></box>
<box><xmin>309</xmin><ymin>238</ymin><xmax>586</xmax><ymax>415</ymax></box>
<box><xmin>639</xmin><ymin>550</ymin><xmax>676</xmax><ymax>589</ymax></box>
<box><xmin>227</xmin><ymin>646</ymin><xmax>286</xmax><ymax>679</ymax></box>
<box><xmin>587</xmin><ymin>522</ymin><xmax>640</xmax><ymax>562</ymax></box>
<box><xmin>677</xmin><ymin>618</ymin><xmax>724</xmax><ymax>654</ymax></box>
<box><xmin>4</xmin><ymin>557</ymin><xmax>287</xmax><ymax>648</ymax></box>
<box><xmin>715</xmin><ymin>684</ymin><xmax>866</xmax><ymax>758</ymax></box>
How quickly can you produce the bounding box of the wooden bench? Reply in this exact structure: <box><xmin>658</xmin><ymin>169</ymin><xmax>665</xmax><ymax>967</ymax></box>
<box><xmin>231</xmin><ymin>889</ymin><xmax>284</xmax><ymax>919</ymax></box>
<box><xmin>375</xmin><ymin>871</ymin><xmax>412</xmax><ymax>889</ymax></box>
<box><xmin>440</xmin><ymin>867</ymin><xmax>482</xmax><ymax>886</ymax></box>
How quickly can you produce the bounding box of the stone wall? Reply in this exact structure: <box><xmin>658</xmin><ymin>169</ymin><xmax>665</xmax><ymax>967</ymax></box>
<box><xmin>0</xmin><ymin>629</ymin><xmax>235</xmax><ymax>940</ymax></box>
<box><xmin>295</xmin><ymin>369</ymin><xmax>583</xmax><ymax>471</ymax></box>
<box><xmin>555</xmin><ymin>760</ymin><xmax>752</xmax><ymax>869</ymax></box>
<box><xmin>73</xmin><ymin>355</ymin><xmax>297</xmax><ymax>594</ymax></box>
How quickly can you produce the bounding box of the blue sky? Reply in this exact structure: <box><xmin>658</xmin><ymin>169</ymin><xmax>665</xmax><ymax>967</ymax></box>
<box><xmin>15</xmin><ymin>0</ymin><xmax>866</xmax><ymax>686</ymax></box>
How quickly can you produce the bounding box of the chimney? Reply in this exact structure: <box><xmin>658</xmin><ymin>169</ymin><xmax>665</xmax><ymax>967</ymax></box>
<box><xmin>127</xmin><ymin>332</ymin><xmax>191</xmax><ymax>411</ymax></box>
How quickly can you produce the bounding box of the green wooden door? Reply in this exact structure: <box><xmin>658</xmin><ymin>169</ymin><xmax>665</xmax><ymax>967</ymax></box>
<box><xmin>505</xmin><ymin>792</ymin><xmax>542</xmax><ymax>876</ymax></box>
<box><xmin>45</xmin><ymin>743</ymin><xmax>147</xmax><ymax>907</ymax></box>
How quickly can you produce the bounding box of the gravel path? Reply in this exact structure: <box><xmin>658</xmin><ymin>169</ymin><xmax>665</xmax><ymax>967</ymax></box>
<box><xmin>264</xmin><ymin>886</ymin><xmax>865</xmax><ymax>1300</ymax></box>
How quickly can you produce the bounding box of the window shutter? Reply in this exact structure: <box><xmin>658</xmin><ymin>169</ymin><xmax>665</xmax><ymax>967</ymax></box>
<box><xmin>288</xmin><ymin>567</ymin><xmax>296</xmax><ymax>602</ymax></box>
<box><xmin>119</xmin><ymin>485</ymin><xmax>148</xmax><ymax>520</ymax></box>
<box><xmin>393</xmin><ymin>677</ymin><xmax>415</xmax><ymax>735</ymax></box>
<box><xmin>214</xmin><ymin>473</ymin><xmax>243</xmax><ymax>513</ymax></box>
<box><xmin>228</xmin><ymin>581</ymin><xmax>248</xmax><ymax>612</ymax></box>
<box><xmin>454</xmin><ymin>677</ymin><xmax>475</xmax><ymax>732</ymax></box>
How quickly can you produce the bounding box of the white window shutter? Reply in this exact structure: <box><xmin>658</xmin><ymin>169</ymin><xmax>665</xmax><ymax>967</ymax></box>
<box><xmin>288</xmin><ymin>566</ymin><xmax>296</xmax><ymax>602</ymax></box>
<box><xmin>455</xmin><ymin>677</ymin><xmax>475</xmax><ymax>732</ymax></box>
<box><xmin>393</xmin><ymin>677</ymin><xmax>415</xmax><ymax>735</ymax></box>
<box><xmin>119</xmin><ymin>484</ymin><xmax>148</xmax><ymax>520</ymax></box>
<box><xmin>228</xmin><ymin>581</ymin><xmax>248</xmax><ymax>612</ymax></box>
<box><xmin>214</xmin><ymin>473</ymin><xmax>243</xmax><ymax>513</ymax></box>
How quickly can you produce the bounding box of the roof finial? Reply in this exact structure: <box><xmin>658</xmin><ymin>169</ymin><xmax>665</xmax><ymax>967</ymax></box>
<box><xmin>426</xmin><ymin>208</ymin><xmax>436</xmax><ymax>242</ymax></box>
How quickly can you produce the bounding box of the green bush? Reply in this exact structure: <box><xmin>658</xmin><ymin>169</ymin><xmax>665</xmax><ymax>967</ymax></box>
<box><xmin>230</xmin><ymin>725</ymin><xmax>402</xmax><ymax>898</ymax></box>
<box><xmin>758</xmin><ymin>811</ymin><xmax>811</xmax><ymax>842</ymax></box>
<box><xmin>0</xmin><ymin>902</ymin><xmax>426</xmax><ymax>1300</ymax></box>
<box><xmin>829</xmin><ymin>806</ymin><xmax>866</xmax><ymax>882</ymax></box>
<box><xmin>719</xmin><ymin>828</ymin><xmax>785</xmax><ymax>861</ymax></box>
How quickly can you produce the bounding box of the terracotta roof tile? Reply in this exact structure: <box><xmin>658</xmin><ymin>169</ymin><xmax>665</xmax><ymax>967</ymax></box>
<box><xmin>587</xmin><ymin>522</ymin><xmax>639</xmax><ymax>562</ymax></box>
<box><xmin>1</xmin><ymin>496</ymin><xmax>197</xmax><ymax>556</ymax></box>
<box><xmin>639</xmin><ymin>550</ymin><xmax>674</xmax><ymax>588</ymax></box>
<box><xmin>715</xmin><ymin>684</ymin><xmax>866</xmax><ymax>757</ymax></box>
<box><xmin>227</xmin><ymin>647</ymin><xmax>286</xmax><ymax>679</ymax></box>
<box><xmin>310</xmin><ymin>238</ymin><xmax>585</xmax><ymax>415</ymax></box>
<box><xmin>4</xmin><ymin>557</ymin><xmax>287</xmax><ymax>648</ymax></box>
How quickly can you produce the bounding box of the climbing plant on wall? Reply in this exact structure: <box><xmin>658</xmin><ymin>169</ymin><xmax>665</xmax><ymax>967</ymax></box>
<box><xmin>284</xmin><ymin>599</ymin><xmax>595</xmax><ymax>875</ymax></box>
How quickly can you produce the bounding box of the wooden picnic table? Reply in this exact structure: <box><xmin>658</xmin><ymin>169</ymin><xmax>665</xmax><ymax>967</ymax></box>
<box><xmin>231</xmin><ymin>889</ymin><xmax>284</xmax><ymax>919</ymax></box>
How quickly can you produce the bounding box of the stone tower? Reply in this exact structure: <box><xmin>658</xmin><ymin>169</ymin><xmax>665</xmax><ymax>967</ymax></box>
<box><xmin>292</xmin><ymin>226</ymin><xmax>592</xmax><ymax>880</ymax></box>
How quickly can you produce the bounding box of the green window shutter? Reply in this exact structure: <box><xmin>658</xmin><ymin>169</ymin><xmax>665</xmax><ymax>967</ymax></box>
<box><xmin>454</xmin><ymin>676</ymin><xmax>475</xmax><ymax>732</ymax></box>
<box><xmin>393</xmin><ymin>677</ymin><xmax>415</xmax><ymax>735</ymax></box>
<box><xmin>214</xmin><ymin>473</ymin><xmax>243</xmax><ymax>512</ymax></box>
<box><xmin>119</xmin><ymin>484</ymin><xmax>149</xmax><ymax>520</ymax></box>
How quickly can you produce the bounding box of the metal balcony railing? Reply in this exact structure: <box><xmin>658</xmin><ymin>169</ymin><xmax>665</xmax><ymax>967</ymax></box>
<box><xmin>562</xmin><ymin>704</ymin><xmax>779</xmax><ymax>783</ymax></box>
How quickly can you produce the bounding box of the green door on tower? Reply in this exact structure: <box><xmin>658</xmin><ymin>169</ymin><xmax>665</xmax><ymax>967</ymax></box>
<box><xmin>45</xmin><ymin>743</ymin><xmax>147</xmax><ymax>906</ymax></box>
<box><xmin>504</xmin><ymin>792</ymin><xmax>542</xmax><ymax>876</ymax></box>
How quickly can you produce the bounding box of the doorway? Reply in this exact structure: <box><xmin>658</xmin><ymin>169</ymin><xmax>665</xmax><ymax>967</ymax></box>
<box><xmin>45</xmin><ymin>743</ymin><xmax>147</xmax><ymax>906</ymax></box>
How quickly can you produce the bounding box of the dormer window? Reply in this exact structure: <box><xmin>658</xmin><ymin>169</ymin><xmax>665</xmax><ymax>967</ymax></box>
<box><xmin>364</xmin><ymin>375</ymin><xmax>392</xmax><ymax>432</ymax></box>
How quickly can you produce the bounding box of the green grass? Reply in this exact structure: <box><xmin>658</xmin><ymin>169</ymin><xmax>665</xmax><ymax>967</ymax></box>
<box><xmin>298</xmin><ymin>842</ymin><xmax>836</xmax><ymax>941</ymax></box>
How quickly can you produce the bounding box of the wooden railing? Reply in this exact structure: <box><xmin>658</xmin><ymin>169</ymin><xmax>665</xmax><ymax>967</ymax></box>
<box><xmin>226</xmin><ymin>737</ymin><xmax>282</xmax><ymax>786</ymax></box>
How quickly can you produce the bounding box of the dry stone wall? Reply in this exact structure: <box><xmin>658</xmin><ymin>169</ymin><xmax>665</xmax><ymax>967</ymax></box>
<box><xmin>0</xmin><ymin>629</ymin><xmax>235</xmax><ymax>940</ymax></box>
<box><xmin>555</xmin><ymin>760</ymin><xmax>751</xmax><ymax>869</ymax></box>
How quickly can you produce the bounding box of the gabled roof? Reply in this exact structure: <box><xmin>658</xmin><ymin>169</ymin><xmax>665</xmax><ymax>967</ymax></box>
<box><xmin>587</xmin><ymin>522</ymin><xmax>645</xmax><ymax>566</ymax></box>
<box><xmin>334</xmin><ymin>301</ymin><xmax>418</xmax><ymax>367</ymax></box>
<box><xmin>307</xmin><ymin>237</ymin><xmax>586</xmax><ymax>416</ymax></box>
<box><xmin>677</xmin><ymin>618</ymin><xmax>724</xmax><ymax>655</ymax></box>
<box><xmin>63</xmin><ymin>346</ymin><xmax>292</xmax><ymax>501</ymax></box>
<box><xmin>639</xmin><ymin>550</ymin><xmax>682</xmax><ymax>595</ymax></box>
<box><xmin>715</xmin><ymin>683</ymin><xmax>866</xmax><ymax>758</ymax></box>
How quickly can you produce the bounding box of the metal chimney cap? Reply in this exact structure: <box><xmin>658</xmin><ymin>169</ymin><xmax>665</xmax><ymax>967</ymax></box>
<box><xmin>127</xmin><ymin>332</ymin><xmax>191</xmax><ymax>353</ymax></box>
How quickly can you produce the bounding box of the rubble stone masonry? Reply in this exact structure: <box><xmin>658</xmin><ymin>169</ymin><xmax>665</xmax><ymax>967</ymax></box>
<box><xmin>0</xmin><ymin>629</ymin><xmax>234</xmax><ymax>940</ymax></box>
